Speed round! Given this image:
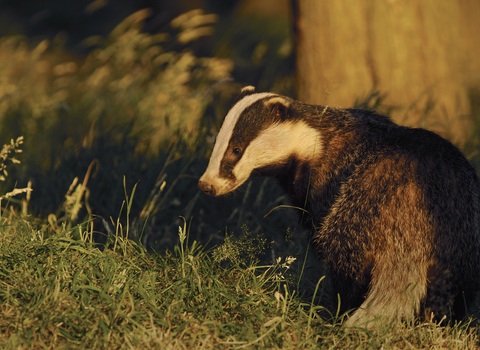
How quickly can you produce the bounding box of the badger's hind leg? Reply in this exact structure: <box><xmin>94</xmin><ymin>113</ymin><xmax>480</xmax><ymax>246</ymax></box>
<box><xmin>346</xmin><ymin>256</ymin><xmax>430</xmax><ymax>328</ymax></box>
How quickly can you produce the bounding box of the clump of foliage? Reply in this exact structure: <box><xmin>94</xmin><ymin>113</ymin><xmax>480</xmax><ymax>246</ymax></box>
<box><xmin>0</xmin><ymin>8</ymin><xmax>233</xmax><ymax>209</ymax></box>
<box><xmin>0</xmin><ymin>9</ymin><xmax>232</xmax><ymax>158</ymax></box>
<box><xmin>0</xmin><ymin>137</ymin><xmax>23</xmax><ymax>184</ymax></box>
<box><xmin>212</xmin><ymin>224</ymin><xmax>270</xmax><ymax>267</ymax></box>
<box><xmin>0</xmin><ymin>137</ymin><xmax>31</xmax><ymax>214</ymax></box>
<box><xmin>0</xmin><ymin>9</ymin><xmax>236</xmax><ymax>232</ymax></box>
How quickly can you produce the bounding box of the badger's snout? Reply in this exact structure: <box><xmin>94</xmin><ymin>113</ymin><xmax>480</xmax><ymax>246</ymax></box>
<box><xmin>198</xmin><ymin>180</ymin><xmax>216</xmax><ymax>196</ymax></box>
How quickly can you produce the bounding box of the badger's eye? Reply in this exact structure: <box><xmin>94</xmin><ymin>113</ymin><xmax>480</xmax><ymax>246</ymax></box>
<box><xmin>233</xmin><ymin>147</ymin><xmax>241</xmax><ymax>155</ymax></box>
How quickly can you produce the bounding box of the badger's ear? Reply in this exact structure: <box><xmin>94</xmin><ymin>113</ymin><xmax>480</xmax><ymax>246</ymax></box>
<box><xmin>234</xmin><ymin>86</ymin><xmax>257</xmax><ymax>104</ymax></box>
<box><xmin>265</xmin><ymin>96</ymin><xmax>291</xmax><ymax>122</ymax></box>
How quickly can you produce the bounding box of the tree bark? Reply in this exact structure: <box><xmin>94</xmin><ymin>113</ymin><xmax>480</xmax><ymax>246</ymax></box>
<box><xmin>293</xmin><ymin>0</ymin><xmax>480</xmax><ymax>143</ymax></box>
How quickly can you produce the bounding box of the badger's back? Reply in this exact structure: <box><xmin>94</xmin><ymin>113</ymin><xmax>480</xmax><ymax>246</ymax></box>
<box><xmin>308</xmin><ymin>107</ymin><xmax>480</xmax><ymax>322</ymax></box>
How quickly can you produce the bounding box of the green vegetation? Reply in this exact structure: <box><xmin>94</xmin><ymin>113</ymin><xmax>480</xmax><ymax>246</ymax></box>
<box><xmin>1</xmin><ymin>211</ymin><xmax>479</xmax><ymax>349</ymax></box>
<box><xmin>0</xmin><ymin>9</ymin><xmax>479</xmax><ymax>349</ymax></box>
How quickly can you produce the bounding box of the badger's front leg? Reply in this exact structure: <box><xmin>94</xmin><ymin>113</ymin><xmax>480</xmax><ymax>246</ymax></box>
<box><xmin>345</xmin><ymin>254</ymin><xmax>430</xmax><ymax>328</ymax></box>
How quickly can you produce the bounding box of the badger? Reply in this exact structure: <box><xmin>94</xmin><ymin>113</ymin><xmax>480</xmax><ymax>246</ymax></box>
<box><xmin>198</xmin><ymin>86</ymin><xmax>480</xmax><ymax>327</ymax></box>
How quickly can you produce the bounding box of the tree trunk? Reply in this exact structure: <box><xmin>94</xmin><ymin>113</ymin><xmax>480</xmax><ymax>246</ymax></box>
<box><xmin>293</xmin><ymin>0</ymin><xmax>480</xmax><ymax>143</ymax></box>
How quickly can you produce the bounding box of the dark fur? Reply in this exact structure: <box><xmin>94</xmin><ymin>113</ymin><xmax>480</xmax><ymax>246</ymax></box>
<box><xmin>271</xmin><ymin>100</ymin><xmax>480</xmax><ymax>322</ymax></box>
<box><xmin>203</xmin><ymin>91</ymin><xmax>480</xmax><ymax>324</ymax></box>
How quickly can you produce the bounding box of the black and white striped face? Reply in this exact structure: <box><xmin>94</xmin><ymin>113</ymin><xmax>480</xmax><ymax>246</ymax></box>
<box><xmin>198</xmin><ymin>86</ymin><xmax>321</xmax><ymax>196</ymax></box>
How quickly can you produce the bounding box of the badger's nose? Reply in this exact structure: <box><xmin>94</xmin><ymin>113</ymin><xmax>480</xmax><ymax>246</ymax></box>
<box><xmin>198</xmin><ymin>180</ymin><xmax>216</xmax><ymax>196</ymax></box>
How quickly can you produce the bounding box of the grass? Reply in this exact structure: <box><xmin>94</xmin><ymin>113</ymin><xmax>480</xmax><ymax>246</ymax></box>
<box><xmin>0</xmin><ymin>209</ymin><xmax>479</xmax><ymax>349</ymax></box>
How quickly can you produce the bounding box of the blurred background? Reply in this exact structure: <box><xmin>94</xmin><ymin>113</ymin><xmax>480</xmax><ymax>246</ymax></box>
<box><xmin>0</xmin><ymin>0</ymin><xmax>479</xmax><ymax>273</ymax></box>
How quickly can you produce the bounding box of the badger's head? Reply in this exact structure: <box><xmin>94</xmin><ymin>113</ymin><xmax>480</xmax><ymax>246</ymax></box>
<box><xmin>198</xmin><ymin>86</ymin><xmax>321</xmax><ymax>197</ymax></box>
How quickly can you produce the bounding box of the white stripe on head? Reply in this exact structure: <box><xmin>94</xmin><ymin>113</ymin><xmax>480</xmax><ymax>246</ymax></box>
<box><xmin>231</xmin><ymin>121</ymin><xmax>322</xmax><ymax>188</ymax></box>
<box><xmin>200</xmin><ymin>120</ymin><xmax>322</xmax><ymax>196</ymax></box>
<box><xmin>201</xmin><ymin>92</ymin><xmax>274</xmax><ymax>181</ymax></box>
